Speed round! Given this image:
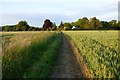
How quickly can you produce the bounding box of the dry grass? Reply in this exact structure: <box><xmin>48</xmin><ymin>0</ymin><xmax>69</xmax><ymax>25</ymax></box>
<box><xmin>2</xmin><ymin>31</ymin><xmax>62</xmax><ymax>78</ymax></box>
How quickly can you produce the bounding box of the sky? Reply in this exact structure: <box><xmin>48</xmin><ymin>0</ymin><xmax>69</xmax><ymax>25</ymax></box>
<box><xmin>0</xmin><ymin>0</ymin><xmax>119</xmax><ymax>27</ymax></box>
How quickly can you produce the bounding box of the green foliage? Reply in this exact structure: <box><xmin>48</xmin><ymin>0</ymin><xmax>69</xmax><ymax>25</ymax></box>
<box><xmin>89</xmin><ymin>17</ymin><xmax>102</xmax><ymax>30</ymax></box>
<box><xmin>2</xmin><ymin>17</ymin><xmax>120</xmax><ymax>31</ymax></box>
<box><xmin>52</xmin><ymin>22</ymin><xmax>57</xmax><ymax>30</ymax></box>
<box><xmin>16</xmin><ymin>20</ymin><xmax>29</xmax><ymax>31</ymax></box>
<box><xmin>117</xmin><ymin>21</ymin><xmax>120</xmax><ymax>30</ymax></box>
<box><xmin>63</xmin><ymin>23</ymin><xmax>72</xmax><ymax>29</ymax></box>
<box><xmin>109</xmin><ymin>20</ymin><xmax>118</xmax><ymax>30</ymax></box>
<box><xmin>59</xmin><ymin>17</ymin><xmax>120</xmax><ymax>30</ymax></box>
<box><xmin>2</xmin><ymin>25</ymin><xmax>17</xmax><ymax>31</ymax></box>
<box><xmin>2</xmin><ymin>21</ymin><xmax>40</xmax><ymax>31</ymax></box>
<box><xmin>25</xmin><ymin>33</ymin><xmax>61</xmax><ymax>78</ymax></box>
<box><xmin>2</xmin><ymin>34</ymin><xmax>14</xmax><ymax>46</ymax></box>
<box><xmin>59</xmin><ymin>21</ymin><xmax>64</xmax><ymax>28</ymax></box>
<box><xmin>2</xmin><ymin>32</ymin><xmax>62</xmax><ymax>78</ymax></box>
<box><xmin>64</xmin><ymin>31</ymin><xmax>119</xmax><ymax>78</ymax></box>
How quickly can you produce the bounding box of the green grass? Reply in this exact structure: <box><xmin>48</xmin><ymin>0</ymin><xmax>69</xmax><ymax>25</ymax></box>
<box><xmin>2</xmin><ymin>31</ymin><xmax>62</xmax><ymax>78</ymax></box>
<box><xmin>2</xmin><ymin>31</ymin><xmax>119</xmax><ymax>78</ymax></box>
<box><xmin>25</xmin><ymin>34</ymin><xmax>61</xmax><ymax>78</ymax></box>
<box><xmin>64</xmin><ymin>30</ymin><xmax>120</xmax><ymax>78</ymax></box>
<box><xmin>0</xmin><ymin>33</ymin><xmax>2</xmax><ymax>79</ymax></box>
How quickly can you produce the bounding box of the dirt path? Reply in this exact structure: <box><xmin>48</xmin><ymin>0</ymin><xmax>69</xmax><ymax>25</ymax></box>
<box><xmin>51</xmin><ymin>34</ymin><xmax>84</xmax><ymax>78</ymax></box>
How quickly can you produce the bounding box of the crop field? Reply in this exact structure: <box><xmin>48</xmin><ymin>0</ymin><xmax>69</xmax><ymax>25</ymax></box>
<box><xmin>1</xmin><ymin>31</ymin><xmax>120</xmax><ymax>78</ymax></box>
<box><xmin>2</xmin><ymin>31</ymin><xmax>62</xmax><ymax>78</ymax></box>
<box><xmin>64</xmin><ymin>31</ymin><xmax>120</xmax><ymax>78</ymax></box>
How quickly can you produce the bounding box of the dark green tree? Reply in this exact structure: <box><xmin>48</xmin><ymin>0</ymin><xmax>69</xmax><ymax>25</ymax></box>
<box><xmin>89</xmin><ymin>17</ymin><xmax>102</xmax><ymax>30</ymax></box>
<box><xmin>16</xmin><ymin>21</ymin><xmax>29</xmax><ymax>31</ymax></box>
<box><xmin>63</xmin><ymin>22</ymin><xmax>71</xmax><ymax>29</ymax></box>
<box><xmin>2</xmin><ymin>26</ymin><xmax>9</xmax><ymax>31</ymax></box>
<box><xmin>52</xmin><ymin>22</ymin><xmax>57</xmax><ymax>30</ymax></box>
<box><xmin>109</xmin><ymin>20</ymin><xmax>117</xmax><ymax>29</ymax></box>
<box><xmin>117</xmin><ymin>21</ymin><xmax>120</xmax><ymax>30</ymax></box>
<box><xmin>101</xmin><ymin>21</ymin><xmax>110</xmax><ymax>30</ymax></box>
<box><xmin>59</xmin><ymin>21</ymin><xmax>64</xmax><ymax>28</ymax></box>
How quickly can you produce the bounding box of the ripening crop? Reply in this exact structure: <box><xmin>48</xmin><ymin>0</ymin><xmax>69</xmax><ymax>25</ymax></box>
<box><xmin>64</xmin><ymin>31</ymin><xmax>119</xmax><ymax>78</ymax></box>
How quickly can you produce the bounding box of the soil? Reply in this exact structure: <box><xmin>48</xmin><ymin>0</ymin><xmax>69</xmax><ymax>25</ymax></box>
<box><xmin>51</xmin><ymin>34</ymin><xmax>86</xmax><ymax>78</ymax></box>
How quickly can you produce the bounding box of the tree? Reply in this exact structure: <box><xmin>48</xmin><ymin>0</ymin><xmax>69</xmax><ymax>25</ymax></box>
<box><xmin>59</xmin><ymin>21</ymin><xmax>64</xmax><ymax>28</ymax></box>
<box><xmin>80</xmin><ymin>17</ymin><xmax>89</xmax><ymax>29</ymax></box>
<box><xmin>35</xmin><ymin>27</ymin><xmax>41</xmax><ymax>31</ymax></box>
<box><xmin>63</xmin><ymin>22</ymin><xmax>71</xmax><ymax>30</ymax></box>
<box><xmin>71</xmin><ymin>17</ymin><xmax>89</xmax><ymax>30</ymax></box>
<box><xmin>117</xmin><ymin>21</ymin><xmax>120</xmax><ymax>30</ymax></box>
<box><xmin>2</xmin><ymin>25</ymin><xmax>17</xmax><ymax>31</ymax></box>
<box><xmin>2</xmin><ymin>26</ymin><xmax>9</xmax><ymax>31</ymax></box>
<box><xmin>16</xmin><ymin>21</ymin><xmax>29</xmax><ymax>31</ymax></box>
<box><xmin>52</xmin><ymin>22</ymin><xmax>57</xmax><ymax>30</ymax></box>
<box><xmin>28</xmin><ymin>27</ymin><xmax>34</xmax><ymax>31</ymax></box>
<box><xmin>32</xmin><ymin>28</ymin><xmax>36</xmax><ymax>31</ymax></box>
<box><xmin>101</xmin><ymin>21</ymin><xmax>110</xmax><ymax>30</ymax></box>
<box><xmin>21</xmin><ymin>26</ymin><xmax>27</xmax><ymax>31</ymax></box>
<box><xmin>0</xmin><ymin>27</ymin><xmax>2</xmax><ymax>31</ymax></box>
<box><xmin>42</xmin><ymin>19</ymin><xmax>53</xmax><ymax>31</ymax></box>
<box><xmin>58</xmin><ymin>21</ymin><xmax>64</xmax><ymax>30</ymax></box>
<box><xmin>89</xmin><ymin>17</ymin><xmax>102</xmax><ymax>30</ymax></box>
<box><xmin>109</xmin><ymin>20</ymin><xmax>117</xmax><ymax>30</ymax></box>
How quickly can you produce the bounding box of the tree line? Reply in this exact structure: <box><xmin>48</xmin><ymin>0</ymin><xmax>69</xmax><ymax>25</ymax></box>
<box><xmin>2</xmin><ymin>21</ymin><xmax>41</xmax><ymax>31</ymax></box>
<box><xmin>2</xmin><ymin>17</ymin><xmax>120</xmax><ymax>31</ymax></box>
<box><xmin>58</xmin><ymin>17</ymin><xmax>120</xmax><ymax>30</ymax></box>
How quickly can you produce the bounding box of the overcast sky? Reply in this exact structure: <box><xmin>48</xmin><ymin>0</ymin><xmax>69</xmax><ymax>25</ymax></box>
<box><xmin>0</xmin><ymin>0</ymin><xmax>119</xmax><ymax>27</ymax></box>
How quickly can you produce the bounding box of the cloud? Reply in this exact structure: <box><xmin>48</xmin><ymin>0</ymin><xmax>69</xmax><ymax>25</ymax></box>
<box><xmin>2</xmin><ymin>0</ymin><xmax>119</xmax><ymax>3</ymax></box>
<box><xmin>0</xmin><ymin>13</ymin><xmax>75</xmax><ymax>27</ymax></box>
<box><xmin>96</xmin><ymin>11</ymin><xmax>118</xmax><ymax>21</ymax></box>
<box><xmin>2</xmin><ymin>0</ymin><xmax>80</xmax><ymax>3</ymax></box>
<box><xmin>1</xmin><ymin>0</ymin><xmax>119</xmax><ymax>26</ymax></box>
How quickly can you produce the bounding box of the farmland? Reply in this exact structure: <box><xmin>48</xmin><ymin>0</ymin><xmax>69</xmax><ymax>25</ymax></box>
<box><xmin>64</xmin><ymin>31</ymin><xmax>120</xmax><ymax>78</ymax></box>
<box><xmin>1</xmin><ymin>30</ymin><xmax>120</xmax><ymax>78</ymax></box>
<box><xmin>2</xmin><ymin>31</ymin><xmax>62</xmax><ymax>78</ymax></box>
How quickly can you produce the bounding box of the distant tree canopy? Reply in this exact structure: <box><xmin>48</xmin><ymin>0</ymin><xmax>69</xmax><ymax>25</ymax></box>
<box><xmin>2</xmin><ymin>20</ymin><xmax>40</xmax><ymax>31</ymax></box>
<box><xmin>16</xmin><ymin>21</ymin><xmax>29</xmax><ymax>31</ymax></box>
<box><xmin>59</xmin><ymin>17</ymin><xmax>120</xmax><ymax>30</ymax></box>
<box><xmin>42</xmin><ymin>19</ymin><xmax>57</xmax><ymax>31</ymax></box>
<box><xmin>2</xmin><ymin>17</ymin><xmax>120</xmax><ymax>31</ymax></box>
<box><xmin>2</xmin><ymin>25</ymin><xmax>17</xmax><ymax>31</ymax></box>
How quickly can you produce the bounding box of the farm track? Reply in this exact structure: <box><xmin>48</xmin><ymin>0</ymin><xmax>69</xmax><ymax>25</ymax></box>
<box><xmin>51</xmin><ymin>33</ymin><xmax>84</xmax><ymax>78</ymax></box>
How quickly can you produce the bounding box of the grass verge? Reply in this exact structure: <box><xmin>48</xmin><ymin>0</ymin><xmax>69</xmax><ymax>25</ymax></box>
<box><xmin>2</xmin><ymin>32</ymin><xmax>62</xmax><ymax>78</ymax></box>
